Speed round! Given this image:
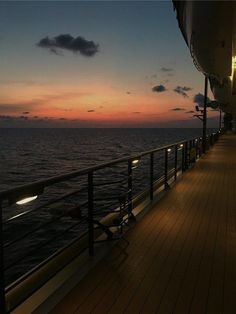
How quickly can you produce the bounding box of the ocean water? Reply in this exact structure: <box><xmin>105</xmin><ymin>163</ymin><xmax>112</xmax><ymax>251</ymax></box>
<box><xmin>0</xmin><ymin>128</ymin><xmax>213</xmax><ymax>190</ymax></box>
<box><xmin>0</xmin><ymin>128</ymin><xmax>216</xmax><ymax>285</ymax></box>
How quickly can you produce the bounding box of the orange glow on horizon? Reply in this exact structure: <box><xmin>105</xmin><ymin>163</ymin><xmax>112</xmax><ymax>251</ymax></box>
<box><xmin>0</xmin><ymin>80</ymin><xmax>219</xmax><ymax>125</ymax></box>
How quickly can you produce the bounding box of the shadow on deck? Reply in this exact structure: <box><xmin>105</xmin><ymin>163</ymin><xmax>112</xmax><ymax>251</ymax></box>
<box><xmin>50</xmin><ymin>134</ymin><xmax>236</xmax><ymax>314</ymax></box>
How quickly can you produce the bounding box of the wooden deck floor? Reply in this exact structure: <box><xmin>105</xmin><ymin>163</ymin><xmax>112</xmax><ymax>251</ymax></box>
<box><xmin>51</xmin><ymin>134</ymin><xmax>236</xmax><ymax>314</ymax></box>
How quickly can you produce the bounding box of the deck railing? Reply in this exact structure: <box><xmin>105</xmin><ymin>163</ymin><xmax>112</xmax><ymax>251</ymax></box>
<box><xmin>0</xmin><ymin>131</ymin><xmax>219</xmax><ymax>313</ymax></box>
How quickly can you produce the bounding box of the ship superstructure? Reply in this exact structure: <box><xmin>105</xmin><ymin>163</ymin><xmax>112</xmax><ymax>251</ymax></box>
<box><xmin>173</xmin><ymin>1</ymin><xmax>236</xmax><ymax>118</ymax></box>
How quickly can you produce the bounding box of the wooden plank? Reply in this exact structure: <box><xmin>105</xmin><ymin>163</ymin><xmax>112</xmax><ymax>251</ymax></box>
<box><xmin>52</xmin><ymin>190</ymin><xmax>173</xmax><ymax>313</ymax></box>
<box><xmin>77</xmin><ymin>189</ymin><xmax>189</xmax><ymax>313</ymax></box>
<box><xmin>223</xmin><ymin>140</ymin><xmax>236</xmax><ymax>314</ymax></box>
<box><xmin>49</xmin><ymin>134</ymin><xmax>236</xmax><ymax>314</ymax></box>
<box><xmin>152</xmin><ymin>161</ymin><xmax>215</xmax><ymax>314</ymax></box>
<box><xmin>205</xmin><ymin>154</ymin><xmax>228</xmax><ymax>314</ymax></box>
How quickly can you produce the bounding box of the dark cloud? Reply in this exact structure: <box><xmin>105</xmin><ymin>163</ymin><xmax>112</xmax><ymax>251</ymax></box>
<box><xmin>0</xmin><ymin>115</ymin><xmax>13</xmax><ymax>120</ymax></box>
<box><xmin>132</xmin><ymin>112</ymin><xmax>141</xmax><ymax>114</ymax></box>
<box><xmin>152</xmin><ymin>85</ymin><xmax>167</xmax><ymax>93</ymax></box>
<box><xmin>37</xmin><ymin>34</ymin><xmax>99</xmax><ymax>57</ymax></box>
<box><xmin>170</xmin><ymin>107</ymin><xmax>185</xmax><ymax>111</ymax></box>
<box><xmin>0</xmin><ymin>104</ymin><xmax>30</xmax><ymax>112</ymax></box>
<box><xmin>87</xmin><ymin>109</ymin><xmax>95</xmax><ymax>112</ymax></box>
<box><xmin>173</xmin><ymin>86</ymin><xmax>192</xmax><ymax>98</ymax></box>
<box><xmin>126</xmin><ymin>91</ymin><xmax>131</xmax><ymax>95</ymax></box>
<box><xmin>0</xmin><ymin>115</ymin><xmax>86</xmax><ymax>127</ymax></box>
<box><xmin>185</xmin><ymin>110</ymin><xmax>195</xmax><ymax>114</ymax></box>
<box><xmin>0</xmin><ymin>115</ymin><xmax>29</xmax><ymax>121</ymax></box>
<box><xmin>22</xmin><ymin>111</ymin><xmax>29</xmax><ymax>115</ymax></box>
<box><xmin>209</xmin><ymin>100</ymin><xmax>219</xmax><ymax>109</ymax></box>
<box><xmin>181</xmin><ymin>86</ymin><xmax>192</xmax><ymax>91</ymax></box>
<box><xmin>160</xmin><ymin>67</ymin><xmax>173</xmax><ymax>72</ymax></box>
<box><xmin>193</xmin><ymin>93</ymin><xmax>211</xmax><ymax>107</ymax></box>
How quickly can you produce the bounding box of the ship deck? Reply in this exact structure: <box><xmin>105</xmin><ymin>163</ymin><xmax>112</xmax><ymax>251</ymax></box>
<box><xmin>50</xmin><ymin>134</ymin><xmax>236</xmax><ymax>314</ymax></box>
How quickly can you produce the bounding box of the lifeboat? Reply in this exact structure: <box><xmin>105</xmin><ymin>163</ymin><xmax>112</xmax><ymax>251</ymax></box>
<box><xmin>173</xmin><ymin>1</ymin><xmax>236</xmax><ymax>115</ymax></box>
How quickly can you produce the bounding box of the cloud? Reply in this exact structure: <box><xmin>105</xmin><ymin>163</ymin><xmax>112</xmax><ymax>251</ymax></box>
<box><xmin>0</xmin><ymin>104</ymin><xmax>31</xmax><ymax>113</ymax></box>
<box><xmin>0</xmin><ymin>115</ymin><xmax>28</xmax><ymax>121</ymax></box>
<box><xmin>185</xmin><ymin>110</ymin><xmax>195</xmax><ymax>114</ymax></box>
<box><xmin>170</xmin><ymin>107</ymin><xmax>185</xmax><ymax>111</ymax></box>
<box><xmin>22</xmin><ymin>111</ymin><xmax>29</xmax><ymax>115</ymax></box>
<box><xmin>132</xmin><ymin>111</ymin><xmax>141</xmax><ymax>114</ymax></box>
<box><xmin>0</xmin><ymin>115</ymin><xmax>13</xmax><ymax>120</ymax></box>
<box><xmin>126</xmin><ymin>91</ymin><xmax>131</xmax><ymax>95</ymax></box>
<box><xmin>152</xmin><ymin>85</ymin><xmax>167</xmax><ymax>93</ymax></box>
<box><xmin>193</xmin><ymin>93</ymin><xmax>211</xmax><ymax>107</ymax></box>
<box><xmin>173</xmin><ymin>86</ymin><xmax>192</xmax><ymax>98</ymax></box>
<box><xmin>0</xmin><ymin>91</ymin><xmax>90</xmax><ymax>115</ymax></box>
<box><xmin>160</xmin><ymin>67</ymin><xmax>173</xmax><ymax>72</ymax></box>
<box><xmin>87</xmin><ymin>109</ymin><xmax>95</xmax><ymax>112</ymax></box>
<box><xmin>37</xmin><ymin>34</ymin><xmax>99</xmax><ymax>57</ymax></box>
<box><xmin>181</xmin><ymin>86</ymin><xmax>192</xmax><ymax>91</ymax></box>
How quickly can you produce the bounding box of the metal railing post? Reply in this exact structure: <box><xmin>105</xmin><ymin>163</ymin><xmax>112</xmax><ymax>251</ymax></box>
<box><xmin>198</xmin><ymin>138</ymin><xmax>201</xmax><ymax>158</ymax></box>
<box><xmin>88</xmin><ymin>172</ymin><xmax>94</xmax><ymax>256</ymax></box>
<box><xmin>189</xmin><ymin>140</ymin><xmax>192</xmax><ymax>166</ymax></box>
<box><xmin>181</xmin><ymin>144</ymin><xmax>185</xmax><ymax>172</ymax></box>
<box><xmin>150</xmin><ymin>153</ymin><xmax>154</xmax><ymax>200</ymax></box>
<box><xmin>128</xmin><ymin>160</ymin><xmax>133</xmax><ymax>213</ymax></box>
<box><xmin>174</xmin><ymin>145</ymin><xmax>178</xmax><ymax>180</ymax></box>
<box><xmin>164</xmin><ymin>149</ymin><xmax>168</xmax><ymax>189</ymax></box>
<box><xmin>202</xmin><ymin>75</ymin><xmax>208</xmax><ymax>154</ymax></box>
<box><xmin>184</xmin><ymin>142</ymin><xmax>188</xmax><ymax>170</ymax></box>
<box><xmin>0</xmin><ymin>201</ymin><xmax>6</xmax><ymax>314</ymax></box>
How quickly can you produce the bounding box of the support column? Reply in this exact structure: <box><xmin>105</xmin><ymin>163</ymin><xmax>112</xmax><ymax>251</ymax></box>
<box><xmin>202</xmin><ymin>76</ymin><xmax>208</xmax><ymax>154</ymax></box>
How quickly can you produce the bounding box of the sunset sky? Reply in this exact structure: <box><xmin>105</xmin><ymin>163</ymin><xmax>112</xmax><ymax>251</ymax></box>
<box><xmin>0</xmin><ymin>0</ymin><xmax>219</xmax><ymax>128</ymax></box>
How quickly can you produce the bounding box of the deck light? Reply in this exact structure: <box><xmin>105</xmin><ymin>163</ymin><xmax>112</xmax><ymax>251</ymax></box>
<box><xmin>230</xmin><ymin>56</ymin><xmax>236</xmax><ymax>80</ymax></box>
<box><xmin>16</xmin><ymin>195</ymin><xmax>38</xmax><ymax>205</ymax></box>
<box><xmin>8</xmin><ymin>185</ymin><xmax>44</xmax><ymax>205</ymax></box>
<box><xmin>131</xmin><ymin>158</ymin><xmax>140</xmax><ymax>169</ymax></box>
<box><xmin>233</xmin><ymin>56</ymin><xmax>236</xmax><ymax>68</ymax></box>
<box><xmin>167</xmin><ymin>148</ymin><xmax>172</xmax><ymax>153</ymax></box>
